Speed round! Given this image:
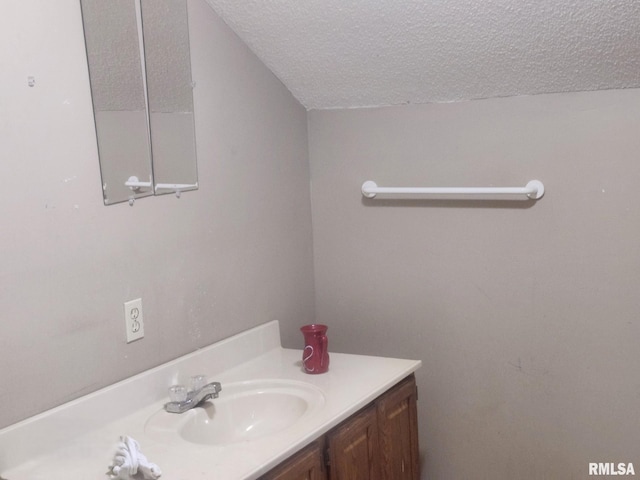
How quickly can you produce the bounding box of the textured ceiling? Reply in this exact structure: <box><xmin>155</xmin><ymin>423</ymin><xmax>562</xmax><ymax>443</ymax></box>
<box><xmin>204</xmin><ymin>0</ymin><xmax>640</xmax><ymax>110</ymax></box>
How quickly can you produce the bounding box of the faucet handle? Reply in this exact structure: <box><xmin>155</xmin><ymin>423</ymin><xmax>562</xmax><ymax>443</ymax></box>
<box><xmin>190</xmin><ymin>375</ymin><xmax>207</xmax><ymax>392</ymax></box>
<box><xmin>168</xmin><ymin>384</ymin><xmax>188</xmax><ymax>403</ymax></box>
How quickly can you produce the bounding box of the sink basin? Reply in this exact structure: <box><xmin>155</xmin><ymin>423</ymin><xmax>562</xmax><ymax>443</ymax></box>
<box><xmin>145</xmin><ymin>379</ymin><xmax>325</xmax><ymax>445</ymax></box>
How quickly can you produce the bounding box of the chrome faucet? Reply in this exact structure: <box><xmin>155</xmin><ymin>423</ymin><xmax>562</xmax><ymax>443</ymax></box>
<box><xmin>165</xmin><ymin>381</ymin><xmax>222</xmax><ymax>414</ymax></box>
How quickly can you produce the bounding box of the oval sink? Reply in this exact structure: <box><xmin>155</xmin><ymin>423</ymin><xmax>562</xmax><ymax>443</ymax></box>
<box><xmin>145</xmin><ymin>379</ymin><xmax>325</xmax><ymax>445</ymax></box>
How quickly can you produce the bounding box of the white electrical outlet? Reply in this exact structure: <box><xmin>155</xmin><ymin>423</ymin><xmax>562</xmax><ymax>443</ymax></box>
<box><xmin>124</xmin><ymin>298</ymin><xmax>144</xmax><ymax>343</ymax></box>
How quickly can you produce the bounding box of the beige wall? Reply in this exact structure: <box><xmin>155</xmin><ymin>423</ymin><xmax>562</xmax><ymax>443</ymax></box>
<box><xmin>0</xmin><ymin>0</ymin><xmax>314</xmax><ymax>429</ymax></box>
<box><xmin>308</xmin><ymin>89</ymin><xmax>640</xmax><ymax>479</ymax></box>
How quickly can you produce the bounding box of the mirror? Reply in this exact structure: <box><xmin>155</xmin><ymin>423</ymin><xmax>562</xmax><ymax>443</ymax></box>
<box><xmin>80</xmin><ymin>0</ymin><xmax>153</xmax><ymax>205</ymax></box>
<box><xmin>80</xmin><ymin>0</ymin><xmax>198</xmax><ymax>205</ymax></box>
<box><xmin>141</xmin><ymin>0</ymin><xmax>198</xmax><ymax>196</ymax></box>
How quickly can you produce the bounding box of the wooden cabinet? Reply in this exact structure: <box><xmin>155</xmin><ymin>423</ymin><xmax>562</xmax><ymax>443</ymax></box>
<box><xmin>376</xmin><ymin>375</ymin><xmax>420</xmax><ymax>480</ymax></box>
<box><xmin>260</xmin><ymin>440</ymin><xmax>327</xmax><ymax>480</ymax></box>
<box><xmin>327</xmin><ymin>404</ymin><xmax>381</xmax><ymax>480</ymax></box>
<box><xmin>260</xmin><ymin>374</ymin><xmax>419</xmax><ymax>480</ymax></box>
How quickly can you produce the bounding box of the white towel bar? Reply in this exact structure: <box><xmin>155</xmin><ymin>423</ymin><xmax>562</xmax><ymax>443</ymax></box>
<box><xmin>361</xmin><ymin>180</ymin><xmax>544</xmax><ymax>200</ymax></box>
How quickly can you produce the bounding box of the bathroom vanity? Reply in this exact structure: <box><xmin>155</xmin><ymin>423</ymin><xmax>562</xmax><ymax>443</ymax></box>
<box><xmin>261</xmin><ymin>374</ymin><xmax>419</xmax><ymax>479</ymax></box>
<box><xmin>0</xmin><ymin>321</ymin><xmax>421</xmax><ymax>479</ymax></box>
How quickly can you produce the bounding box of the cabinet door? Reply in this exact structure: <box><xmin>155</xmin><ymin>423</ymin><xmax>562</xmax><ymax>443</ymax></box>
<box><xmin>260</xmin><ymin>440</ymin><xmax>327</xmax><ymax>480</ymax></box>
<box><xmin>327</xmin><ymin>404</ymin><xmax>381</xmax><ymax>480</ymax></box>
<box><xmin>376</xmin><ymin>375</ymin><xmax>420</xmax><ymax>480</ymax></box>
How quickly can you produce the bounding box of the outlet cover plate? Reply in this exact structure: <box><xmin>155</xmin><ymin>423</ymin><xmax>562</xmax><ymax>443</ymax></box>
<box><xmin>124</xmin><ymin>298</ymin><xmax>144</xmax><ymax>343</ymax></box>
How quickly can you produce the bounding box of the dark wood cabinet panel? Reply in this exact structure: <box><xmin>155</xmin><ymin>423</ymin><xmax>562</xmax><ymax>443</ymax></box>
<box><xmin>260</xmin><ymin>440</ymin><xmax>326</xmax><ymax>480</ymax></box>
<box><xmin>377</xmin><ymin>375</ymin><xmax>420</xmax><ymax>480</ymax></box>
<box><xmin>327</xmin><ymin>404</ymin><xmax>381</xmax><ymax>480</ymax></box>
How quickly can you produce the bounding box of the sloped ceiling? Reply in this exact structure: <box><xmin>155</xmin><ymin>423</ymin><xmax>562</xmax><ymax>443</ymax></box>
<box><xmin>204</xmin><ymin>0</ymin><xmax>640</xmax><ymax>110</ymax></box>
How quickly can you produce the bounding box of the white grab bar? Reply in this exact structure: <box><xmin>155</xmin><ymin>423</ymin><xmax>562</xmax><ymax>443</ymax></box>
<box><xmin>361</xmin><ymin>180</ymin><xmax>544</xmax><ymax>200</ymax></box>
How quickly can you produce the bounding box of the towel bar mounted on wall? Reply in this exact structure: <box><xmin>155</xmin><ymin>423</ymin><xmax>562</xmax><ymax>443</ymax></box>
<box><xmin>361</xmin><ymin>180</ymin><xmax>545</xmax><ymax>200</ymax></box>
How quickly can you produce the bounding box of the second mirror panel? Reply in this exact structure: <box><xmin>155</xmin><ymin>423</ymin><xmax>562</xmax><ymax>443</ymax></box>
<box><xmin>141</xmin><ymin>0</ymin><xmax>198</xmax><ymax>195</ymax></box>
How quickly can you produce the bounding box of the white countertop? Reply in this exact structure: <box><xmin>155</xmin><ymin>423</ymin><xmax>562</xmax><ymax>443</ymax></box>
<box><xmin>0</xmin><ymin>321</ymin><xmax>421</xmax><ymax>479</ymax></box>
